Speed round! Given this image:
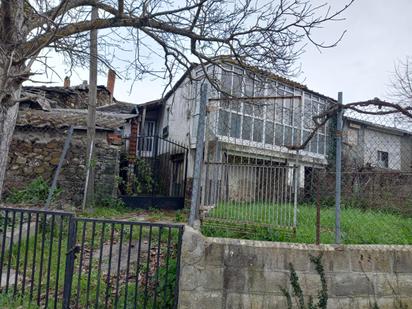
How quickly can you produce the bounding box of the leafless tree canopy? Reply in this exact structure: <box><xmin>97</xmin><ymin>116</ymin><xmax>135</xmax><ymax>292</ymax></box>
<box><xmin>0</xmin><ymin>0</ymin><xmax>355</xmax><ymax>198</ymax></box>
<box><xmin>2</xmin><ymin>0</ymin><xmax>356</xmax><ymax>91</ymax></box>
<box><xmin>389</xmin><ymin>57</ymin><xmax>412</xmax><ymax>126</ymax></box>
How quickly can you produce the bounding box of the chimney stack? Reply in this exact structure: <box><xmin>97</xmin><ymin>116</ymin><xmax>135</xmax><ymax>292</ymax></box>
<box><xmin>64</xmin><ymin>76</ymin><xmax>70</xmax><ymax>88</ymax></box>
<box><xmin>107</xmin><ymin>69</ymin><xmax>116</xmax><ymax>99</ymax></box>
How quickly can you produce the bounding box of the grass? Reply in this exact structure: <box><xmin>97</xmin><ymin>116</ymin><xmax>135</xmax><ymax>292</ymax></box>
<box><xmin>0</xmin><ymin>202</ymin><xmax>183</xmax><ymax>308</ymax></box>
<box><xmin>202</xmin><ymin>203</ymin><xmax>412</xmax><ymax>245</ymax></box>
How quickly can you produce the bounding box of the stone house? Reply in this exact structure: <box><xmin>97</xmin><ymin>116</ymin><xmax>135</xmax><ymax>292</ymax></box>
<box><xmin>4</xmin><ymin>77</ymin><xmax>139</xmax><ymax>206</ymax></box>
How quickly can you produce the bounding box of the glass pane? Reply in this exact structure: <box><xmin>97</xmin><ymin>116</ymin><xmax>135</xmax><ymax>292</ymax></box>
<box><xmin>275</xmin><ymin>100</ymin><xmax>283</xmax><ymax>123</ymax></box>
<box><xmin>242</xmin><ymin>116</ymin><xmax>252</xmax><ymax>140</ymax></box>
<box><xmin>218</xmin><ymin>110</ymin><xmax>230</xmax><ymax>136</ymax></box>
<box><xmin>284</xmin><ymin>126</ymin><xmax>292</xmax><ymax>146</ymax></box>
<box><xmin>293</xmin><ymin>98</ymin><xmax>302</xmax><ymax>127</ymax></box>
<box><xmin>232</xmin><ymin>69</ymin><xmax>243</xmax><ymax>96</ymax></box>
<box><xmin>221</xmin><ymin>66</ymin><xmax>232</xmax><ymax>95</ymax></box>
<box><xmin>266</xmin><ymin>103</ymin><xmax>275</xmax><ymax>121</ymax></box>
<box><xmin>244</xmin><ymin>75</ymin><xmax>254</xmax><ymax>97</ymax></box>
<box><xmin>304</xmin><ymin>98</ymin><xmax>312</xmax><ymax>129</ymax></box>
<box><xmin>254</xmin><ymin>104</ymin><xmax>264</xmax><ymax>118</ymax></box>
<box><xmin>254</xmin><ymin>78</ymin><xmax>266</xmax><ymax>96</ymax></box>
<box><xmin>310</xmin><ymin>134</ymin><xmax>318</xmax><ymax>153</ymax></box>
<box><xmin>253</xmin><ymin>119</ymin><xmax>263</xmax><ymax>142</ymax></box>
<box><xmin>230</xmin><ymin>101</ymin><xmax>241</xmax><ymax>112</ymax></box>
<box><xmin>265</xmin><ymin>121</ymin><xmax>274</xmax><ymax>145</ymax></box>
<box><xmin>244</xmin><ymin>102</ymin><xmax>253</xmax><ymax>115</ymax></box>
<box><xmin>318</xmin><ymin>134</ymin><xmax>325</xmax><ymax>154</ymax></box>
<box><xmin>293</xmin><ymin>128</ymin><xmax>301</xmax><ymax>146</ymax></box>
<box><xmin>275</xmin><ymin>124</ymin><xmax>284</xmax><ymax>146</ymax></box>
<box><xmin>230</xmin><ymin>113</ymin><xmax>241</xmax><ymax>138</ymax></box>
<box><xmin>303</xmin><ymin>130</ymin><xmax>310</xmax><ymax>151</ymax></box>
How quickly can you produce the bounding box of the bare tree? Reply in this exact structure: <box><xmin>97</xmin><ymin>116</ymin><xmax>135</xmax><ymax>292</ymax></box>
<box><xmin>0</xmin><ymin>0</ymin><xmax>354</xmax><ymax>199</ymax></box>
<box><xmin>389</xmin><ymin>57</ymin><xmax>412</xmax><ymax>128</ymax></box>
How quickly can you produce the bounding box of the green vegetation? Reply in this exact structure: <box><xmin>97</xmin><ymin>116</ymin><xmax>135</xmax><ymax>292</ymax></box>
<box><xmin>202</xmin><ymin>203</ymin><xmax>412</xmax><ymax>245</ymax></box>
<box><xmin>0</xmin><ymin>214</ymin><xmax>181</xmax><ymax>308</ymax></box>
<box><xmin>281</xmin><ymin>254</ymin><xmax>328</xmax><ymax>309</ymax></box>
<box><xmin>5</xmin><ymin>177</ymin><xmax>61</xmax><ymax>204</ymax></box>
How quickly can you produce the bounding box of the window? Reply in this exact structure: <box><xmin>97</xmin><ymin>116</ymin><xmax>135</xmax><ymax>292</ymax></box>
<box><xmin>253</xmin><ymin>119</ymin><xmax>263</xmax><ymax>142</ymax></box>
<box><xmin>377</xmin><ymin>151</ymin><xmax>389</xmax><ymax>168</ymax></box>
<box><xmin>347</xmin><ymin>128</ymin><xmax>359</xmax><ymax>145</ymax></box>
<box><xmin>218</xmin><ymin>110</ymin><xmax>230</xmax><ymax>136</ymax></box>
<box><xmin>230</xmin><ymin>113</ymin><xmax>241</xmax><ymax>138</ymax></box>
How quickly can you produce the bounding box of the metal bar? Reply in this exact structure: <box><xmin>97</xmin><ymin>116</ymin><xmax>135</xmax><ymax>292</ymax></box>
<box><xmin>22</xmin><ymin>212</ymin><xmax>31</xmax><ymax>296</ymax></box>
<box><xmin>95</xmin><ymin>222</ymin><xmax>106</xmax><ymax>309</ymax></box>
<box><xmin>44</xmin><ymin>215</ymin><xmax>56</xmax><ymax>308</ymax></box>
<box><xmin>14</xmin><ymin>212</ymin><xmax>24</xmax><ymax>296</ymax></box>
<box><xmin>133</xmin><ymin>225</ymin><xmax>143</xmax><ymax>309</ymax></box>
<box><xmin>335</xmin><ymin>92</ymin><xmax>343</xmax><ymax>244</ymax></box>
<box><xmin>62</xmin><ymin>215</ymin><xmax>77</xmax><ymax>309</ymax></box>
<box><xmin>189</xmin><ymin>82</ymin><xmax>209</xmax><ymax>226</ymax></box>
<box><xmin>86</xmin><ymin>221</ymin><xmax>97</xmax><ymax>307</ymax></box>
<box><xmin>152</xmin><ymin>226</ymin><xmax>163</xmax><ymax>308</ymax></box>
<box><xmin>104</xmin><ymin>224</ymin><xmax>116</xmax><ymax>309</ymax></box>
<box><xmin>0</xmin><ymin>210</ymin><xmax>9</xmax><ymax>287</ymax></box>
<box><xmin>29</xmin><ymin>213</ymin><xmax>40</xmax><ymax>302</ymax></box>
<box><xmin>53</xmin><ymin>215</ymin><xmax>64</xmax><ymax>309</ymax></box>
<box><xmin>143</xmin><ymin>226</ymin><xmax>153</xmax><ymax>308</ymax></box>
<box><xmin>123</xmin><ymin>225</ymin><xmax>133</xmax><ymax>309</ymax></box>
<box><xmin>173</xmin><ymin>226</ymin><xmax>184</xmax><ymax>309</ymax></box>
<box><xmin>6</xmin><ymin>211</ymin><xmax>16</xmax><ymax>293</ymax></box>
<box><xmin>45</xmin><ymin>126</ymin><xmax>74</xmax><ymax>209</ymax></box>
<box><xmin>114</xmin><ymin>224</ymin><xmax>125</xmax><ymax>308</ymax></box>
<box><xmin>76</xmin><ymin>221</ymin><xmax>87</xmax><ymax>308</ymax></box>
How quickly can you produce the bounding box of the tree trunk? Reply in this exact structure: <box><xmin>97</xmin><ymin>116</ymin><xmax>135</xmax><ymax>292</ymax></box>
<box><xmin>0</xmin><ymin>0</ymin><xmax>29</xmax><ymax>200</ymax></box>
<box><xmin>0</xmin><ymin>97</ymin><xmax>20</xmax><ymax>201</ymax></box>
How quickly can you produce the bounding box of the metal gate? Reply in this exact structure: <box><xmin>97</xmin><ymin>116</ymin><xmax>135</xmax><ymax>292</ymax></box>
<box><xmin>121</xmin><ymin>135</ymin><xmax>189</xmax><ymax>210</ymax></box>
<box><xmin>202</xmin><ymin>162</ymin><xmax>299</xmax><ymax>231</ymax></box>
<box><xmin>0</xmin><ymin>206</ymin><xmax>184</xmax><ymax>308</ymax></box>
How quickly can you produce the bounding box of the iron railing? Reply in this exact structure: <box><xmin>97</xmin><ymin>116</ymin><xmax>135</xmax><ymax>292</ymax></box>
<box><xmin>0</xmin><ymin>206</ymin><xmax>184</xmax><ymax>308</ymax></box>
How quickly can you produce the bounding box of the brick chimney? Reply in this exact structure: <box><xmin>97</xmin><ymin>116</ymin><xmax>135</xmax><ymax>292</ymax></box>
<box><xmin>64</xmin><ymin>76</ymin><xmax>70</xmax><ymax>88</ymax></box>
<box><xmin>107</xmin><ymin>69</ymin><xmax>116</xmax><ymax>99</ymax></box>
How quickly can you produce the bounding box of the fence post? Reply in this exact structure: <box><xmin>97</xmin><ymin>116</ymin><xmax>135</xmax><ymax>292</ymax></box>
<box><xmin>62</xmin><ymin>216</ymin><xmax>77</xmax><ymax>309</ymax></box>
<box><xmin>189</xmin><ymin>82</ymin><xmax>208</xmax><ymax>227</ymax></box>
<box><xmin>335</xmin><ymin>92</ymin><xmax>344</xmax><ymax>244</ymax></box>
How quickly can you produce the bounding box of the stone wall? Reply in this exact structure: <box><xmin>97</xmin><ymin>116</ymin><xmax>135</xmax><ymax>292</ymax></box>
<box><xmin>5</xmin><ymin>127</ymin><xmax>119</xmax><ymax>206</ymax></box>
<box><xmin>179</xmin><ymin>227</ymin><xmax>412</xmax><ymax>309</ymax></box>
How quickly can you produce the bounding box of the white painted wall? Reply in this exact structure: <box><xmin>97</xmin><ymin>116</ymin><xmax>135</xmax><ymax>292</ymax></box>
<box><xmin>363</xmin><ymin>129</ymin><xmax>401</xmax><ymax>170</ymax></box>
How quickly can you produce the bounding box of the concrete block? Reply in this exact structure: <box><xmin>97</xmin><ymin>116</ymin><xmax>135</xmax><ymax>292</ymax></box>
<box><xmin>178</xmin><ymin>291</ymin><xmax>223</xmax><ymax>309</ymax></box>
<box><xmin>332</xmin><ymin>273</ymin><xmax>374</xmax><ymax>297</ymax></box>
<box><xmin>223</xmin><ymin>266</ymin><xmax>248</xmax><ymax>292</ymax></box>
<box><xmin>204</xmin><ymin>242</ymin><xmax>224</xmax><ymax>267</ymax></box>
<box><xmin>198</xmin><ymin>267</ymin><xmax>224</xmax><ymax>291</ymax></box>
<box><xmin>351</xmin><ymin>250</ymin><xmax>374</xmax><ymax>273</ymax></box>
<box><xmin>373</xmin><ymin>251</ymin><xmax>393</xmax><ymax>273</ymax></box>
<box><xmin>394</xmin><ymin>251</ymin><xmax>412</xmax><ymax>273</ymax></box>
<box><xmin>225</xmin><ymin>293</ymin><xmax>264</xmax><ymax>309</ymax></box>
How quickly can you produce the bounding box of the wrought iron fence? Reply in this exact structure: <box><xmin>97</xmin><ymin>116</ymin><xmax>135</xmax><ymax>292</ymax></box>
<box><xmin>0</xmin><ymin>206</ymin><xmax>184</xmax><ymax>308</ymax></box>
<box><xmin>199</xmin><ymin>91</ymin><xmax>412</xmax><ymax>245</ymax></box>
<box><xmin>120</xmin><ymin>135</ymin><xmax>189</xmax><ymax>209</ymax></box>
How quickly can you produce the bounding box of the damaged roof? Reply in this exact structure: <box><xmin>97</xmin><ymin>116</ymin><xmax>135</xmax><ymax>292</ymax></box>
<box><xmin>16</xmin><ymin>109</ymin><xmax>137</xmax><ymax>131</ymax></box>
<box><xmin>97</xmin><ymin>101</ymin><xmax>139</xmax><ymax>114</ymax></box>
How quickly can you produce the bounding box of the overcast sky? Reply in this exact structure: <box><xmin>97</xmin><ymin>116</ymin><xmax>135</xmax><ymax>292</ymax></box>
<box><xmin>31</xmin><ymin>0</ymin><xmax>412</xmax><ymax>105</ymax></box>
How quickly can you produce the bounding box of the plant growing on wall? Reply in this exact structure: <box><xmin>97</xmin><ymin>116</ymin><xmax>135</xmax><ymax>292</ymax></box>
<box><xmin>124</xmin><ymin>158</ymin><xmax>156</xmax><ymax>196</ymax></box>
<box><xmin>281</xmin><ymin>254</ymin><xmax>328</xmax><ymax>309</ymax></box>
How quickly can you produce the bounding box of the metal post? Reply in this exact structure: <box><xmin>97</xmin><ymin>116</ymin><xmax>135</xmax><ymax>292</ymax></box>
<box><xmin>189</xmin><ymin>82</ymin><xmax>208</xmax><ymax>227</ymax></box>
<box><xmin>45</xmin><ymin>126</ymin><xmax>73</xmax><ymax>209</ymax></box>
<box><xmin>62</xmin><ymin>215</ymin><xmax>77</xmax><ymax>309</ymax></box>
<box><xmin>335</xmin><ymin>92</ymin><xmax>344</xmax><ymax>244</ymax></box>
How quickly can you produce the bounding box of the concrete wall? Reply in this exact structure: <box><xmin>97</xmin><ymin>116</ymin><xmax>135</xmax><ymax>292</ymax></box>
<box><xmin>179</xmin><ymin>227</ymin><xmax>412</xmax><ymax>309</ymax></box>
